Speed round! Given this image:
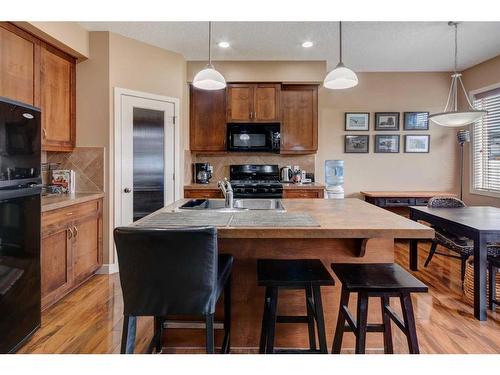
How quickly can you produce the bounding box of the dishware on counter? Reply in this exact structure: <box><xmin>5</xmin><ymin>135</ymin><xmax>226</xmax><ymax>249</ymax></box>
<box><xmin>291</xmin><ymin>168</ymin><xmax>302</xmax><ymax>184</ymax></box>
<box><xmin>193</xmin><ymin>163</ymin><xmax>213</xmax><ymax>184</ymax></box>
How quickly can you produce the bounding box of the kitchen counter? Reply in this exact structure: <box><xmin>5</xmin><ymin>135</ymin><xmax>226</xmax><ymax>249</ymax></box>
<box><xmin>41</xmin><ymin>192</ymin><xmax>105</xmax><ymax>212</ymax></box>
<box><xmin>184</xmin><ymin>182</ymin><xmax>325</xmax><ymax>190</ymax></box>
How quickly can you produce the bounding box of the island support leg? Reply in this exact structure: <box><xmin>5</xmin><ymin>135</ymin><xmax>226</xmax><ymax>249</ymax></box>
<box><xmin>473</xmin><ymin>233</ymin><xmax>487</xmax><ymax>321</ymax></box>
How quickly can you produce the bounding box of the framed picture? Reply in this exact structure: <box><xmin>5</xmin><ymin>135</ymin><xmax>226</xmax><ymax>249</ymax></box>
<box><xmin>375</xmin><ymin>135</ymin><xmax>400</xmax><ymax>153</ymax></box>
<box><xmin>345</xmin><ymin>135</ymin><xmax>369</xmax><ymax>153</ymax></box>
<box><xmin>404</xmin><ymin>112</ymin><xmax>429</xmax><ymax>130</ymax></box>
<box><xmin>345</xmin><ymin>112</ymin><xmax>370</xmax><ymax>131</ymax></box>
<box><xmin>375</xmin><ymin>112</ymin><xmax>400</xmax><ymax>131</ymax></box>
<box><xmin>404</xmin><ymin>135</ymin><xmax>430</xmax><ymax>153</ymax></box>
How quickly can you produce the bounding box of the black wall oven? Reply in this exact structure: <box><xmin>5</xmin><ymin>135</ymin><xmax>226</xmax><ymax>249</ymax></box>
<box><xmin>0</xmin><ymin>97</ymin><xmax>41</xmax><ymax>353</ymax></box>
<box><xmin>227</xmin><ymin>123</ymin><xmax>280</xmax><ymax>152</ymax></box>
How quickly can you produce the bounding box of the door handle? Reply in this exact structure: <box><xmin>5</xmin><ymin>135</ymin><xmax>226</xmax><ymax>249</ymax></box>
<box><xmin>123</xmin><ymin>188</ymin><xmax>131</xmax><ymax>193</ymax></box>
<box><xmin>73</xmin><ymin>226</ymin><xmax>78</xmax><ymax>238</ymax></box>
<box><xmin>68</xmin><ymin>227</ymin><xmax>73</xmax><ymax>239</ymax></box>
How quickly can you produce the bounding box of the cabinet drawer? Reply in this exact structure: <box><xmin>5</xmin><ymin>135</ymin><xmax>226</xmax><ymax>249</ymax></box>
<box><xmin>42</xmin><ymin>200</ymin><xmax>100</xmax><ymax>232</ymax></box>
<box><xmin>383</xmin><ymin>198</ymin><xmax>415</xmax><ymax>207</ymax></box>
<box><xmin>184</xmin><ymin>189</ymin><xmax>223</xmax><ymax>199</ymax></box>
<box><xmin>415</xmin><ymin>198</ymin><xmax>430</xmax><ymax>206</ymax></box>
<box><xmin>283</xmin><ymin>189</ymin><xmax>323</xmax><ymax>199</ymax></box>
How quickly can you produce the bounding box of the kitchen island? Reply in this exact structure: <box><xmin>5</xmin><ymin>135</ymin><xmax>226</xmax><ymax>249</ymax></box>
<box><xmin>133</xmin><ymin>198</ymin><xmax>433</xmax><ymax>353</ymax></box>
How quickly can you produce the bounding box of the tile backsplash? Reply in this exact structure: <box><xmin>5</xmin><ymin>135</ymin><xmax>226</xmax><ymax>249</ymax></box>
<box><xmin>44</xmin><ymin>147</ymin><xmax>104</xmax><ymax>192</ymax></box>
<box><xmin>190</xmin><ymin>153</ymin><xmax>315</xmax><ymax>183</ymax></box>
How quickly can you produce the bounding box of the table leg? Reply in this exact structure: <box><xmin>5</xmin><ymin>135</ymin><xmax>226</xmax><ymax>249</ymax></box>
<box><xmin>409</xmin><ymin>239</ymin><xmax>419</xmax><ymax>271</ymax></box>
<box><xmin>473</xmin><ymin>233</ymin><xmax>487</xmax><ymax>321</ymax></box>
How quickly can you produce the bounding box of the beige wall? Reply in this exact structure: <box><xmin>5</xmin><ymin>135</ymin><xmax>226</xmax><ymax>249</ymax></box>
<box><xmin>461</xmin><ymin>55</ymin><xmax>500</xmax><ymax>207</ymax></box>
<box><xmin>187</xmin><ymin>61</ymin><xmax>460</xmax><ymax>197</ymax></box>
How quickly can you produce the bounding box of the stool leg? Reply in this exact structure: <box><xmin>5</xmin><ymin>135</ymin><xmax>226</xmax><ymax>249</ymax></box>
<box><xmin>305</xmin><ymin>285</ymin><xmax>317</xmax><ymax>351</ymax></box>
<box><xmin>332</xmin><ymin>288</ymin><xmax>350</xmax><ymax>354</ymax></box>
<box><xmin>312</xmin><ymin>285</ymin><xmax>328</xmax><ymax>353</ymax></box>
<box><xmin>488</xmin><ymin>262</ymin><xmax>494</xmax><ymax>311</ymax></box>
<box><xmin>400</xmin><ymin>293</ymin><xmax>419</xmax><ymax>354</ymax></box>
<box><xmin>265</xmin><ymin>287</ymin><xmax>279</xmax><ymax>354</ymax></box>
<box><xmin>222</xmin><ymin>274</ymin><xmax>232</xmax><ymax>354</ymax></box>
<box><xmin>259</xmin><ymin>287</ymin><xmax>271</xmax><ymax>354</ymax></box>
<box><xmin>205</xmin><ymin>313</ymin><xmax>215</xmax><ymax>354</ymax></box>
<box><xmin>153</xmin><ymin>316</ymin><xmax>164</xmax><ymax>353</ymax></box>
<box><xmin>120</xmin><ymin>315</ymin><xmax>137</xmax><ymax>354</ymax></box>
<box><xmin>380</xmin><ymin>296</ymin><xmax>393</xmax><ymax>354</ymax></box>
<box><xmin>355</xmin><ymin>292</ymin><xmax>369</xmax><ymax>354</ymax></box>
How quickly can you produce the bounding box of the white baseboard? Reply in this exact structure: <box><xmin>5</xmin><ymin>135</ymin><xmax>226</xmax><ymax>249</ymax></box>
<box><xmin>97</xmin><ymin>262</ymin><xmax>119</xmax><ymax>274</ymax></box>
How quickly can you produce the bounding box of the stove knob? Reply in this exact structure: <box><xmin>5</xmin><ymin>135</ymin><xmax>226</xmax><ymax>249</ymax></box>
<box><xmin>252</xmin><ymin>188</ymin><xmax>258</xmax><ymax>193</ymax></box>
<box><xmin>262</xmin><ymin>188</ymin><xmax>269</xmax><ymax>193</ymax></box>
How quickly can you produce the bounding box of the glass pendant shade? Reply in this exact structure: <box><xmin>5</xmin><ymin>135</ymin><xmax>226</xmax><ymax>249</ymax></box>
<box><xmin>323</xmin><ymin>62</ymin><xmax>358</xmax><ymax>90</ymax></box>
<box><xmin>192</xmin><ymin>64</ymin><xmax>226</xmax><ymax>90</ymax></box>
<box><xmin>429</xmin><ymin>110</ymin><xmax>487</xmax><ymax>127</ymax></box>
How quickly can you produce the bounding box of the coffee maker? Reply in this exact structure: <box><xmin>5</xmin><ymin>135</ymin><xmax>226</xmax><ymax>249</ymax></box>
<box><xmin>194</xmin><ymin>163</ymin><xmax>213</xmax><ymax>184</ymax></box>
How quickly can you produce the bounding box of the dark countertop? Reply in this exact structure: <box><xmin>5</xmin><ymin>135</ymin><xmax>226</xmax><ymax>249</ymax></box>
<box><xmin>41</xmin><ymin>192</ymin><xmax>104</xmax><ymax>212</ymax></box>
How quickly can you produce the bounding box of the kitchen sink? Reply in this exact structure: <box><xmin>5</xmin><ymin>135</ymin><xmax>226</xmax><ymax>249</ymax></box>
<box><xmin>179</xmin><ymin>199</ymin><xmax>285</xmax><ymax>212</ymax></box>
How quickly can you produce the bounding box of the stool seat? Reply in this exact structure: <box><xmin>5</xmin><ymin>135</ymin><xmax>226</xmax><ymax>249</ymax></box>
<box><xmin>258</xmin><ymin>259</ymin><xmax>335</xmax><ymax>287</ymax></box>
<box><xmin>331</xmin><ymin>263</ymin><xmax>428</xmax><ymax>294</ymax></box>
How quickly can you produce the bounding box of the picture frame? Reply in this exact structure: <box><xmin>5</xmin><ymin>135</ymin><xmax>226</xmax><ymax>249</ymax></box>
<box><xmin>404</xmin><ymin>112</ymin><xmax>429</xmax><ymax>130</ymax></box>
<box><xmin>345</xmin><ymin>112</ymin><xmax>370</xmax><ymax>131</ymax></box>
<box><xmin>375</xmin><ymin>135</ymin><xmax>400</xmax><ymax>153</ymax></box>
<box><xmin>345</xmin><ymin>135</ymin><xmax>369</xmax><ymax>153</ymax></box>
<box><xmin>375</xmin><ymin>112</ymin><xmax>400</xmax><ymax>131</ymax></box>
<box><xmin>404</xmin><ymin>135</ymin><xmax>430</xmax><ymax>153</ymax></box>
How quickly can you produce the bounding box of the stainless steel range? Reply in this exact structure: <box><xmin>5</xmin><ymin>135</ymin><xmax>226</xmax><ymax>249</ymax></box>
<box><xmin>230</xmin><ymin>164</ymin><xmax>283</xmax><ymax>198</ymax></box>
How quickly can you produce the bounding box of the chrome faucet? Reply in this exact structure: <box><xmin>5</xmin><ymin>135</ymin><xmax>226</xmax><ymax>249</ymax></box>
<box><xmin>218</xmin><ymin>178</ymin><xmax>234</xmax><ymax>208</ymax></box>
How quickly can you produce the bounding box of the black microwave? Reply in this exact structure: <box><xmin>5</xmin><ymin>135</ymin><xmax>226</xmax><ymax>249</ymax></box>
<box><xmin>227</xmin><ymin>124</ymin><xmax>280</xmax><ymax>152</ymax></box>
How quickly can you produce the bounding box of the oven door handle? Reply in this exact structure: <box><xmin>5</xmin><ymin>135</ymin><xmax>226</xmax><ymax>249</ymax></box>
<box><xmin>0</xmin><ymin>186</ymin><xmax>42</xmax><ymax>200</ymax></box>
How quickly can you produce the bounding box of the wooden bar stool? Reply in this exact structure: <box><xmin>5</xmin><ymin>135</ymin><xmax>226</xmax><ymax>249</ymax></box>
<box><xmin>330</xmin><ymin>263</ymin><xmax>428</xmax><ymax>354</ymax></box>
<box><xmin>257</xmin><ymin>259</ymin><xmax>335</xmax><ymax>354</ymax></box>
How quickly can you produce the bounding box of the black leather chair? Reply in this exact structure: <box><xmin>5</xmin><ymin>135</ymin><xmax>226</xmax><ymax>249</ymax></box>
<box><xmin>114</xmin><ymin>226</ymin><xmax>233</xmax><ymax>354</ymax></box>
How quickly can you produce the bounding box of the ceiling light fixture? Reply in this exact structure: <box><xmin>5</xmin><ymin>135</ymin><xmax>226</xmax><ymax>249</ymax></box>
<box><xmin>193</xmin><ymin>21</ymin><xmax>226</xmax><ymax>91</ymax></box>
<box><xmin>429</xmin><ymin>22</ymin><xmax>486</xmax><ymax>127</ymax></box>
<box><xmin>302</xmin><ymin>41</ymin><xmax>314</xmax><ymax>48</ymax></box>
<box><xmin>218</xmin><ymin>41</ymin><xmax>230</xmax><ymax>48</ymax></box>
<box><xmin>324</xmin><ymin>21</ymin><xmax>358</xmax><ymax>90</ymax></box>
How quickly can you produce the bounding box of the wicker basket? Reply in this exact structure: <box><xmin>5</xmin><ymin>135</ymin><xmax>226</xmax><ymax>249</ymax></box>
<box><xmin>464</xmin><ymin>258</ymin><xmax>500</xmax><ymax>305</ymax></box>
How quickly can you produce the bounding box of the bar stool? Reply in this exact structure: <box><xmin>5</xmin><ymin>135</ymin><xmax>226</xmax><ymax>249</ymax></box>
<box><xmin>257</xmin><ymin>259</ymin><xmax>335</xmax><ymax>354</ymax></box>
<box><xmin>488</xmin><ymin>255</ymin><xmax>499</xmax><ymax>310</ymax></box>
<box><xmin>114</xmin><ymin>226</ymin><xmax>233</xmax><ymax>354</ymax></box>
<box><xmin>330</xmin><ymin>263</ymin><xmax>428</xmax><ymax>354</ymax></box>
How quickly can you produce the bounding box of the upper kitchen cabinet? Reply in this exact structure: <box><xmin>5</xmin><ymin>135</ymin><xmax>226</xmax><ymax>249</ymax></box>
<box><xmin>190</xmin><ymin>85</ymin><xmax>227</xmax><ymax>152</ymax></box>
<box><xmin>40</xmin><ymin>45</ymin><xmax>76</xmax><ymax>152</ymax></box>
<box><xmin>280</xmin><ymin>84</ymin><xmax>318</xmax><ymax>154</ymax></box>
<box><xmin>227</xmin><ymin>83</ymin><xmax>280</xmax><ymax>123</ymax></box>
<box><xmin>0</xmin><ymin>23</ymin><xmax>39</xmax><ymax>106</ymax></box>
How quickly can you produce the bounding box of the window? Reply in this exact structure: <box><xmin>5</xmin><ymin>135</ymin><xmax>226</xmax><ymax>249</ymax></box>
<box><xmin>472</xmin><ymin>87</ymin><xmax>500</xmax><ymax>195</ymax></box>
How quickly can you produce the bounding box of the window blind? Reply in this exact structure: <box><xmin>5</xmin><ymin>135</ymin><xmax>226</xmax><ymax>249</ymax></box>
<box><xmin>472</xmin><ymin>87</ymin><xmax>500</xmax><ymax>194</ymax></box>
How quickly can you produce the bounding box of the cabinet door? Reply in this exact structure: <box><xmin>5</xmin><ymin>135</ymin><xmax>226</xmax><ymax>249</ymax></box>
<box><xmin>190</xmin><ymin>85</ymin><xmax>227</xmax><ymax>151</ymax></box>
<box><xmin>40</xmin><ymin>45</ymin><xmax>75</xmax><ymax>151</ymax></box>
<box><xmin>254</xmin><ymin>84</ymin><xmax>280</xmax><ymax>122</ymax></box>
<box><xmin>72</xmin><ymin>215</ymin><xmax>102</xmax><ymax>285</ymax></box>
<box><xmin>227</xmin><ymin>84</ymin><xmax>253</xmax><ymax>122</ymax></box>
<box><xmin>0</xmin><ymin>24</ymin><xmax>38</xmax><ymax>105</ymax></box>
<box><xmin>283</xmin><ymin>189</ymin><xmax>324</xmax><ymax>199</ymax></box>
<box><xmin>281</xmin><ymin>85</ymin><xmax>318</xmax><ymax>153</ymax></box>
<box><xmin>41</xmin><ymin>227</ymin><xmax>72</xmax><ymax>309</ymax></box>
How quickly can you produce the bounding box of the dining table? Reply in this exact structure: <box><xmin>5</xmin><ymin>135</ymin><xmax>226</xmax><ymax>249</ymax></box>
<box><xmin>409</xmin><ymin>205</ymin><xmax>500</xmax><ymax>321</ymax></box>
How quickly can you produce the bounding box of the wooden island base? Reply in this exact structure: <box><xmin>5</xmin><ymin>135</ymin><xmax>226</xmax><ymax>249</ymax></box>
<box><xmin>162</xmin><ymin>237</ymin><xmax>395</xmax><ymax>352</ymax></box>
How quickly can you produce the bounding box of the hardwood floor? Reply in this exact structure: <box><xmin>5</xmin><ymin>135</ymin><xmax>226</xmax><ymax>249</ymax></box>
<box><xmin>18</xmin><ymin>241</ymin><xmax>500</xmax><ymax>354</ymax></box>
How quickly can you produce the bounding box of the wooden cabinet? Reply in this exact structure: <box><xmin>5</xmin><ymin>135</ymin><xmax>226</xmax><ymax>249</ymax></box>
<box><xmin>280</xmin><ymin>85</ymin><xmax>318</xmax><ymax>154</ymax></box>
<box><xmin>184</xmin><ymin>187</ymin><xmax>223</xmax><ymax>199</ymax></box>
<box><xmin>283</xmin><ymin>188</ymin><xmax>324</xmax><ymax>199</ymax></box>
<box><xmin>0</xmin><ymin>22</ymin><xmax>76</xmax><ymax>152</ymax></box>
<box><xmin>189</xmin><ymin>85</ymin><xmax>227</xmax><ymax>151</ymax></box>
<box><xmin>41</xmin><ymin>199</ymin><xmax>102</xmax><ymax>310</ymax></box>
<box><xmin>227</xmin><ymin>83</ymin><xmax>280</xmax><ymax>122</ymax></box>
<box><xmin>40</xmin><ymin>45</ymin><xmax>76</xmax><ymax>152</ymax></box>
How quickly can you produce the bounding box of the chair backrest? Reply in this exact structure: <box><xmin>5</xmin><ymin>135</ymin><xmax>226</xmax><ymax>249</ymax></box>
<box><xmin>113</xmin><ymin>226</ymin><xmax>218</xmax><ymax>316</ymax></box>
<box><xmin>427</xmin><ymin>196</ymin><xmax>466</xmax><ymax>208</ymax></box>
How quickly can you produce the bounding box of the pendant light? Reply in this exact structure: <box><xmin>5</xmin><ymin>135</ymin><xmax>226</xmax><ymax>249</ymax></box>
<box><xmin>193</xmin><ymin>21</ymin><xmax>226</xmax><ymax>90</ymax></box>
<box><xmin>429</xmin><ymin>22</ymin><xmax>486</xmax><ymax>127</ymax></box>
<box><xmin>324</xmin><ymin>21</ymin><xmax>358</xmax><ymax>90</ymax></box>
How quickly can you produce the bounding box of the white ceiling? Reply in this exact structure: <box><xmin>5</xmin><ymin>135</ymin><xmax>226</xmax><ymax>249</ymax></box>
<box><xmin>79</xmin><ymin>22</ymin><xmax>500</xmax><ymax>71</ymax></box>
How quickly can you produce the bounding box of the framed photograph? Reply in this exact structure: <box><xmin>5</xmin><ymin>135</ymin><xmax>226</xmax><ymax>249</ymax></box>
<box><xmin>375</xmin><ymin>112</ymin><xmax>400</xmax><ymax>131</ymax></box>
<box><xmin>345</xmin><ymin>112</ymin><xmax>370</xmax><ymax>131</ymax></box>
<box><xmin>404</xmin><ymin>135</ymin><xmax>430</xmax><ymax>153</ymax></box>
<box><xmin>375</xmin><ymin>135</ymin><xmax>400</xmax><ymax>153</ymax></box>
<box><xmin>345</xmin><ymin>135</ymin><xmax>369</xmax><ymax>153</ymax></box>
<box><xmin>404</xmin><ymin>112</ymin><xmax>429</xmax><ymax>130</ymax></box>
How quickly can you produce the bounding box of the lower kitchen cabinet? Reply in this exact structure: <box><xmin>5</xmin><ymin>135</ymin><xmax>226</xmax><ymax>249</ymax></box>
<box><xmin>184</xmin><ymin>187</ymin><xmax>324</xmax><ymax>199</ymax></box>
<box><xmin>184</xmin><ymin>188</ymin><xmax>223</xmax><ymax>199</ymax></box>
<box><xmin>283</xmin><ymin>188</ymin><xmax>324</xmax><ymax>199</ymax></box>
<box><xmin>41</xmin><ymin>199</ymin><xmax>102</xmax><ymax>310</ymax></box>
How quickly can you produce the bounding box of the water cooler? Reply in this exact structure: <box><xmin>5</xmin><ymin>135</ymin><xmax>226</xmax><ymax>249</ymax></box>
<box><xmin>325</xmin><ymin>160</ymin><xmax>344</xmax><ymax>199</ymax></box>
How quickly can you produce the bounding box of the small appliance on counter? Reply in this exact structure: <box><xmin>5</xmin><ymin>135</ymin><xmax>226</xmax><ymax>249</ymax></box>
<box><xmin>193</xmin><ymin>163</ymin><xmax>213</xmax><ymax>184</ymax></box>
<box><xmin>325</xmin><ymin>160</ymin><xmax>344</xmax><ymax>199</ymax></box>
<box><xmin>280</xmin><ymin>166</ymin><xmax>293</xmax><ymax>182</ymax></box>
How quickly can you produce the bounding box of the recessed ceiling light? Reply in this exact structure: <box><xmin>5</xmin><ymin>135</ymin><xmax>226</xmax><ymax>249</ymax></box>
<box><xmin>302</xmin><ymin>41</ymin><xmax>314</xmax><ymax>48</ymax></box>
<box><xmin>218</xmin><ymin>41</ymin><xmax>230</xmax><ymax>48</ymax></box>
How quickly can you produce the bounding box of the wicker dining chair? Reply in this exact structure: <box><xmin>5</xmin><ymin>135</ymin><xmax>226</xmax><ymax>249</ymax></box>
<box><xmin>424</xmin><ymin>197</ymin><xmax>500</xmax><ymax>285</ymax></box>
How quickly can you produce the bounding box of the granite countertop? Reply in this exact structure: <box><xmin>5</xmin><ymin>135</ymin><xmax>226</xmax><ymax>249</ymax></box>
<box><xmin>184</xmin><ymin>182</ymin><xmax>325</xmax><ymax>190</ymax></box>
<box><xmin>42</xmin><ymin>192</ymin><xmax>105</xmax><ymax>212</ymax></box>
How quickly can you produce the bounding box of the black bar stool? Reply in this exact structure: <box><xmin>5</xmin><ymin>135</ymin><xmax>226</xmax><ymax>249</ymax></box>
<box><xmin>488</xmin><ymin>255</ymin><xmax>499</xmax><ymax>310</ymax></box>
<box><xmin>257</xmin><ymin>259</ymin><xmax>334</xmax><ymax>354</ymax></box>
<box><xmin>114</xmin><ymin>226</ymin><xmax>233</xmax><ymax>354</ymax></box>
<box><xmin>330</xmin><ymin>263</ymin><xmax>428</xmax><ymax>354</ymax></box>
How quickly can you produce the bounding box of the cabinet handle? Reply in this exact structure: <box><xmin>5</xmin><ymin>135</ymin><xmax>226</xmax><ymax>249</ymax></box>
<box><xmin>42</xmin><ymin>128</ymin><xmax>47</xmax><ymax>139</ymax></box>
<box><xmin>68</xmin><ymin>227</ymin><xmax>73</xmax><ymax>239</ymax></box>
<box><xmin>73</xmin><ymin>226</ymin><xmax>78</xmax><ymax>237</ymax></box>
<box><xmin>249</xmin><ymin>112</ymin><xmax>253</xmax><ymax>119</ymax></box>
